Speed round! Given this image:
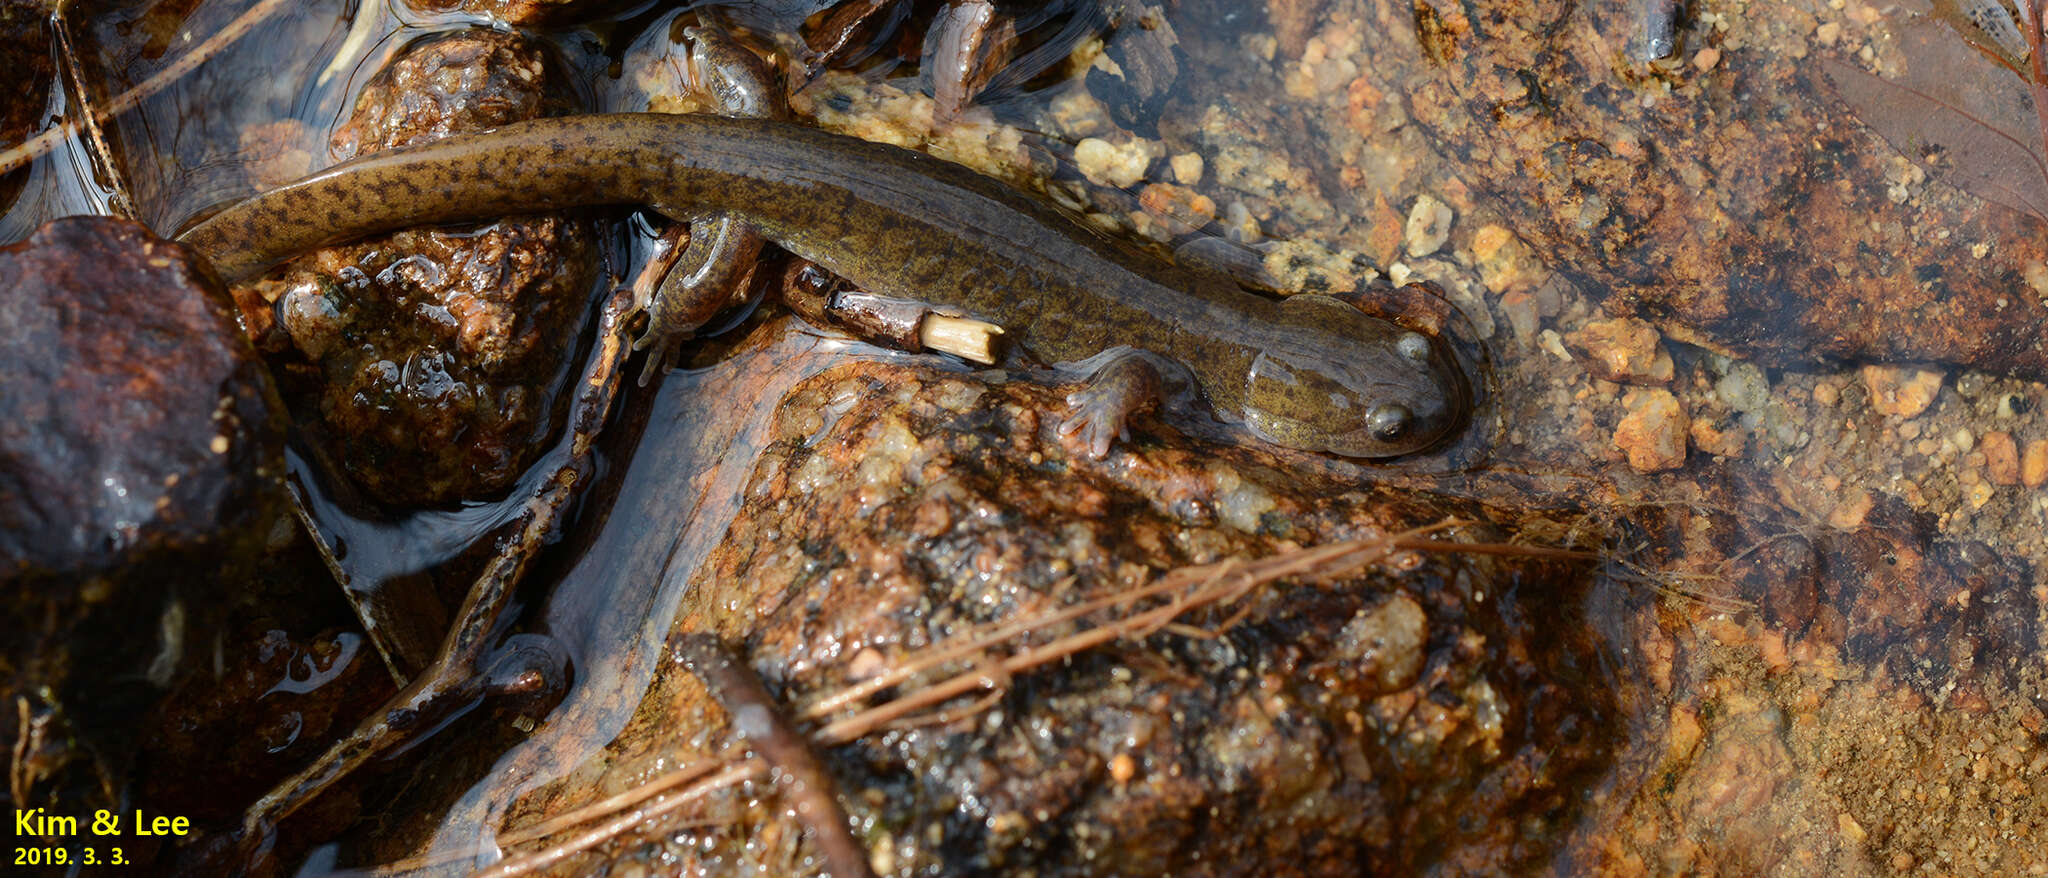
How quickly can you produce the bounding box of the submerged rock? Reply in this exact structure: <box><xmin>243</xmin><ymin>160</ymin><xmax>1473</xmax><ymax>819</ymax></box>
<box><xmin>1568</xmin><ymin>466</ymin><xmax>2048</xmax><ymax>875</ymax></box>
<box><xmin>499</xmin><ymin>352</ymin><xmax>1628</xmax><ymax>875</ymax></box>
<box><xmin>1346</xmin><ymin>0</ymin><xmax>2048</xmax><ymax>379</ymax></box>
<box><xmin>238</xmin><ymin>28</ymin><xmax>598</xmax><ymax>507</ymax></box>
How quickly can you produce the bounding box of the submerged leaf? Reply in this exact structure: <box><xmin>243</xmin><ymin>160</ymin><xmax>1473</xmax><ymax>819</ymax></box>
<box><xmin>1822</xmin><ymin>15</ymin><xmax>2048</xmax><ymax>224</ymax></box>
<box><xmin>1940</xmin><ymin>0</ymin><xmax>2034</xmax><ymax>63</ymax></box>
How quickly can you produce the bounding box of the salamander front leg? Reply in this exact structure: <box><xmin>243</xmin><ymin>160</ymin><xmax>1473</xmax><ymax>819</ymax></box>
<box><xmin>1058</xmin><ymin>347</ymin><xmax>1186</xmax><ymax>459</ymax></box>
<box><xmin>633</xmin><ymin>212</ymin><xmax>765</xmax><ymax>385</ymax></box>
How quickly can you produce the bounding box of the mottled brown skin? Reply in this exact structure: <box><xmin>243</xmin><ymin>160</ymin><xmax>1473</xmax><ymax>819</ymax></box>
<box><xmin>181</xmin><ymin>113</ymin><xmax>1469</xmax><ymax>457</ymax></box>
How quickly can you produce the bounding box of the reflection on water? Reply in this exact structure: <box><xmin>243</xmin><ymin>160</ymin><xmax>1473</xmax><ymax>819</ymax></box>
<box><xmin>0</xmin><ymin>73</ymin><xmax>122</xmax><ymax>240</ymax></box>
<box><xmin>5</xmin><ymin>0</ymin><xmax>2046</xmax><ymax>873</ymax></box>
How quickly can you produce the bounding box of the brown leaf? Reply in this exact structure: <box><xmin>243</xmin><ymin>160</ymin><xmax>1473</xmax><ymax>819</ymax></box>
<box><xmin>1822</xmin><ymin>14</ymin><xmax>2048</xmax><ymax>223</ymax></box>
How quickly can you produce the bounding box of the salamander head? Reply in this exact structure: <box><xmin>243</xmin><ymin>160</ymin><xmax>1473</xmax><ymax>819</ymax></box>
<box><xmin>1242</xmin><ymin>294</ymin><xmax>1468</xmax><ymax>458</ymax></box>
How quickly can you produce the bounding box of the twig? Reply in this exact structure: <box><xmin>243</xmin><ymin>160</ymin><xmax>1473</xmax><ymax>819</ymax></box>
<box><xmin>368</xmin><ymin>757</ymin><xmax>738</xmax><ymax>875</ymax></box>
<box><xmin>1390</xmin><ymin>537</ymin><xmax>1599</xmax><ymax>560</ymax></box>
<box><xmin>50</xmin><ymin>0</ymin><xmax>133</xmax><ymax>216</ymax></box>
<box><xmin>802</xmin><ymin>548</ymin><xmax>1329</xmax><ymax>720</ymax></box>
<box><xmin>675</xmin><ymin>634</ymin><xmax>877</xmax><ymax>878</ymax></box>
<box><xmin>481</xmin><ymin>762</ymin><xmax>763</xmax><ymax>877</ymax></box>
<box><xmin>880</xmin><ymin>689</ymin><xmax>1004</xmax><ymax>731</ymax></box>
<box><xmin>496</xmin><ymin>755</ymin><xmax>726</xmax><ymax>849</ymax></box>
<box><xmin>807</xmin><ymin>534</ymin><xmax>1437</xmax><ymax>738</ymax></box>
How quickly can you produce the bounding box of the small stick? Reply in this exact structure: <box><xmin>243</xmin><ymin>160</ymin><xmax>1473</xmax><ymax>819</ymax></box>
<box><xmin>675</xmin><ymin>634</ymin><xmax>877</xmax><ymax>878</ymax></box>
<box><xmin>482</xmin><ymin>762</ymin><xmax>763</xmax><ymax>877</ymax></box>
<box><xmin>814</xmin><ymin>539</ymin><xmax>1421</xmax><ymax>740</ymax></box>
<box><xmin>10</xmin><ymin>696</ymin><xmax>33</xmax><ymax>809</ymax></box>
<box><xmin>801</xmin><ymin>535</ymin><xmax>1417</xmax><ymax>718</ymax></box>
<box><xmin>781</xmin><ymin>264</ymin><xmax>1006</xmax><ymax>363</ymax></box>
<box><xmin>50</xmin><ymin>1</ymin><xmax>134</xmax><ymax>216</ymax></box>
<box><xmin>1389</xmin><ymin>538</ymin><xmax>1598</xmax><ymax>561</ymax></box>
<box><xmin>365</xmin><ymin>755</ymin><xmax>734</xmax><ymax>874</ymax></box>
<box><xmin>880</xmin><ymin>689</ymin><xmax>1004</xmax><ymax>732</ymax></box>
<box><xmin>495</xmin><ymin>755</ymin><xmax>726</xmax><ymax>849</ymax></box>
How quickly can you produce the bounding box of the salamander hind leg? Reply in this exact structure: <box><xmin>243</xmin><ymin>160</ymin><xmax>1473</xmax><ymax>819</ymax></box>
<box><xmin>1058</xmin><ymin>347</ymin><xmax>1180</xmax><ymax>459</ymax></box>
<box><xmin>632</xmin><ymin>212</ymin><xmax>765</xmax><ymax>385</ymax></box>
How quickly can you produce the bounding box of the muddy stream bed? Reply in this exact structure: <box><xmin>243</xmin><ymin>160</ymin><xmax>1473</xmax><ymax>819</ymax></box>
<box><xmin>2</xmin><ymin>0</ymin><xmax>2046</xmax><ymax>875</ymax></box>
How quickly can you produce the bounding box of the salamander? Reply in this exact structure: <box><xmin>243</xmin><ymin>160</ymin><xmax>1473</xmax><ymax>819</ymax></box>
<box><xmin>180</xmin><ymin>112</ymin><xmax>1471</xmax><ymax>458</ymax></box>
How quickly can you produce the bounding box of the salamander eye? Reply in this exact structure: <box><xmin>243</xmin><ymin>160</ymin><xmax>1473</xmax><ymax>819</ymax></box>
<box><xmin>1396</xmin><ymin>332</ymin><xmax>1432</xmax><ymax>363</ymax></box>
<box><xmin>1367</xmin><ymin>403</ymin><xmax>1413</xmax><ymax>443</ymax></box>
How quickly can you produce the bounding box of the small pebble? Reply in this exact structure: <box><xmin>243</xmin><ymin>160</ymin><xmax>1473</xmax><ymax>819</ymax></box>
<box><xmin>1689</xmin><ymin>415</ymin><xmax>1746</xmax><ymax>458</ymax></box>
<box><xmin>1109</xmin><ymin>752</ymin><xmax>1137</xmax><ymax>784</ymax></box>
<box><xmin>1693</xmin><ymin>47</ymin><xmax>1722</xmax><ymax>71</ymax></box>
<box><xmin>1498</xmin><ymin>290</ymin><xmax>1540</xmax><ymax>341</ymax></box>
<box><xmin>1980</xmin><ymin>431</ymin><xmax>2019</xmax><ymax>486</ymax></box>
<box><xmin>1667</xmin><ymin>707</ymin><xmax>1702</xmax><ymax>757</ymax></box>
<box><xmin>1170</xmin><ymin>151</ymin><xmax>1205</xmax><ymax>185</ymax></box>
<box><xmin>1404</xmin><ymin>194</ymin><xmax>1454</xmax><ymax>257</ymax></box>
<box><xmin>845</xmin><ymin>648</ymin><xmax>887</xmax><ymax>680</ymax></box>
<box><xmin>1565</xmin><ymin>317</ymin><xmax>1674</xmax><ymax>384</ymax></box>
<box><xmin>1363</xmin><ymin>193</ymin><xmax>1406</xmax><ymax>264</ymax></box>
<box><xmin>2027</xmin><ymin>260</ymin><xmax>2048</xmax><ymax>298</ymax></box>
<box><xmin>1137</xmin><ymin>183</ymin><xmax>1217</xmax><ymax>237</ymax></box>
<box><xmin>1995</xmin><ymin>393</ymin><xmax>2027</xmax><ymax>419</ymax></box>
<box><xmin>1714</xmin><ymin>360</ymin><xmax>1771</xmax><ymax>414</ymax></box>
<box><xmin>2021</xmin><ymin>438</ymin><xmax>2048</xmax><ymax>488</ymax></box>
<box><xmin>1859</xmin><ymin>364</ymin><xmax>1944</xmax><ymax>417</ymax></box>
<box><xmin>1614</xmin><ymin>388</ymin><xmax>1688</xmax><ymax>472</ymax></box>
<box><xmin>1468</xmin><ymin>223</ymin><xmax>1542</xmax><ymax>294</ymax></box>
<box><xmin>1049</xmin><ymin>89</ymin><xmax>1113</xmax><ymax>138</ymax></box>
<box><xmin>1828</xmin><ymin>486</ymin><xmax>1873</xmax><ymax>529</ymax></box>
<box><xmin>1836</xmin><ymin>812</ymin><xmax>1866</xmax><ymax>845</ymax></box>
<box><xmin>1074</xmin><ymin>136</ymin><xmax>1163</xmax><ymax>189</ymax></box>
